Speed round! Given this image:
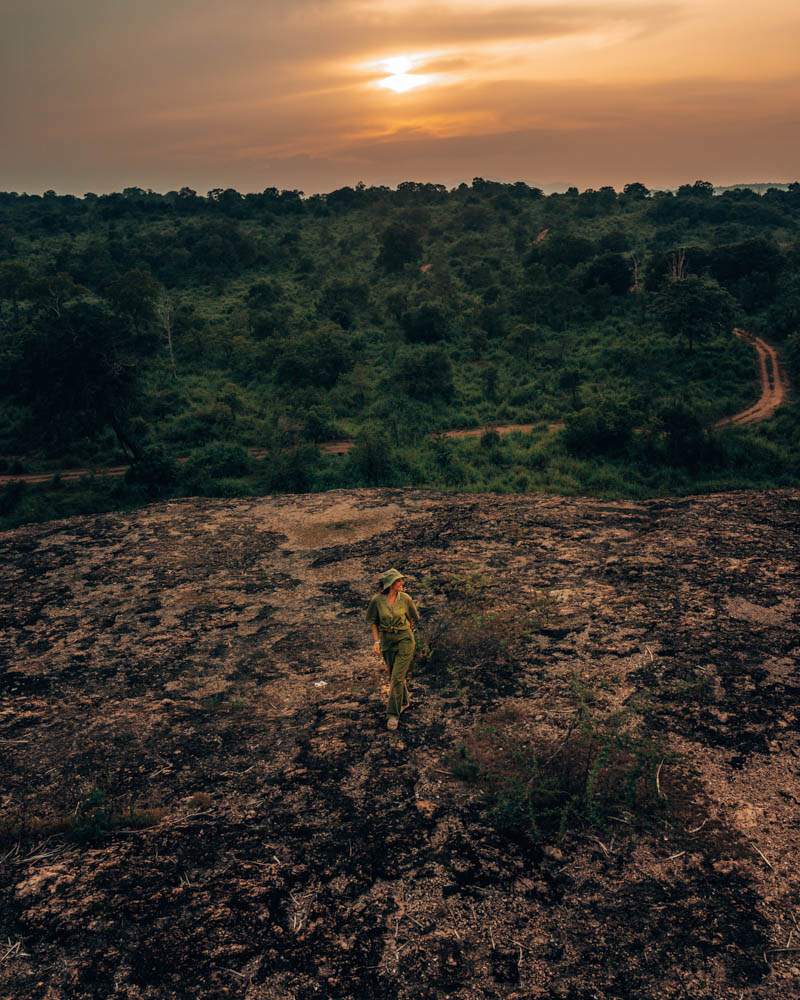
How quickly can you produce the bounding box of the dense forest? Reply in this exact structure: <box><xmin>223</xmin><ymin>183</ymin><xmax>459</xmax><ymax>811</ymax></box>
<box><xmin>1</xmin><ymin>178</ymin><xmax>799</xmax><ymax>528</ymax></box>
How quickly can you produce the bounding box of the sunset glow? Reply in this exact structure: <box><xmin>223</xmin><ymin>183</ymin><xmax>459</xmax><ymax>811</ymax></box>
<box><xmin>376</xmin><ymin>54</ymin><xmax>437</xmax><ymax>93</ymax></box>
<box><xmin>3</xmin><ymin>0</ymin><xmax>799</xmax><ymax>193</ymax></box>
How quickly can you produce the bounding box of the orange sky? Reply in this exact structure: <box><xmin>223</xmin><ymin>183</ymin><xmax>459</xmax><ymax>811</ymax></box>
<box><xmin>2</xmin><ymin>0</ymin><xmax>799</xmax><ymax>194</ymax></box>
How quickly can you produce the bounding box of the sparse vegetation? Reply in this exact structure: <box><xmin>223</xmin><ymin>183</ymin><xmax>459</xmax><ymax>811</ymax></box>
<box><xmin>418</xmin><ymin>582</ymin><xmax>557</xmax><ymax>697</ymax></box>
<box><xmin>450</xmin><ymin>702</ymin><xmax>672</xmax><ymax>843</ymax></box>
<box><xmin>0</xmin><ymin>787</ymin><xmax>167</xmax><ymax>846</ymax></box>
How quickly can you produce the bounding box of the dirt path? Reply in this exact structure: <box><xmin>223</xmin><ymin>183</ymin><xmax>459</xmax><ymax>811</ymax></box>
<box><xmin>715</xmin><ymin>329</ymin><xmax>789</xmax><ymax>428</ymax></box>
<box><xmin>0</xmin><ymin>330</ymin><xmax>789</xmax><ymax>488</ymax></box>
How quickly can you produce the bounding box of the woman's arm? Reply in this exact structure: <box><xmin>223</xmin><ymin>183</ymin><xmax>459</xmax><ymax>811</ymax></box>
<box><xmin>366</xmin><ymin>596</ymin><xmax>381</xmax><ymax>656</ymax></box>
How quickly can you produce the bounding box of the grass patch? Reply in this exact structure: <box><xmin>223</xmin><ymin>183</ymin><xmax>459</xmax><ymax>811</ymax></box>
<box><xmin>0</xmin><ymin>788</ymin><xmax>168</xmax><ymax>846</ymax></box>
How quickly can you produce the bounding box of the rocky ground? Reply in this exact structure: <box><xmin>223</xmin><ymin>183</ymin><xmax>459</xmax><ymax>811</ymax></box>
<box><xmin>1</xmin><ymin>487</ymin><xmax>798</xmax><ymax>999</ymax></box>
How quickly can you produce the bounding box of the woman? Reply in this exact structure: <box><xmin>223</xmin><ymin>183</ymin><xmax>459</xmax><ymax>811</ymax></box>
<box><xmin>366</xmin><ymin>568</ymin><xmax>420</xmax><ymax>730</ymax></box>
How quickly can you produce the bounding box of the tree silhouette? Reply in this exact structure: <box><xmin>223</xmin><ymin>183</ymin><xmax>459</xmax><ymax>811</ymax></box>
<box><xmin>17</xmin><ymin>300</ymin><xmax>144</xmax><ymax>459</ymax></box>
<box><xmin>655</xmin><ymin>275</ymin><xmax>736</xmax><ymax>353</ymax></box>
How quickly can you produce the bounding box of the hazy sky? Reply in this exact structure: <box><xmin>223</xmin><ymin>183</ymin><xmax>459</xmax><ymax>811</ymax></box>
<box><xmin>2</xmin><ymin>0</ymin><xmax>799</xmax><ymax>194</ymax></box>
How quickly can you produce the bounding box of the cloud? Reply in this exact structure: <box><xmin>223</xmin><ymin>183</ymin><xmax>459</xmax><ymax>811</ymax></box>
<box><xmin>2</xmin><ymin>1</ymin><xmax>799</xmax><ymax>193</ymax></box>
<box><xmin>324</xmin><ymin>1</ymin><xmax>683</xmax><ymax>50</ymax></box>
<box><xmin>251</xmin><ymin>75</ymin><xmax>800</xmax><ymax>193</ymax></box>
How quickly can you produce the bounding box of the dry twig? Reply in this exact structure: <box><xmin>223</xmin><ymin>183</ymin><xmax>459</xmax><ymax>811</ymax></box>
<box><xmin>751</xmin><ymin>844</ymin><xmax>774</xmax><ymax>870</ymax></box>
<box><xmin>655</xmin><ymin>760</ymin><xmax>665</xmax><ymax>799</ymax></box>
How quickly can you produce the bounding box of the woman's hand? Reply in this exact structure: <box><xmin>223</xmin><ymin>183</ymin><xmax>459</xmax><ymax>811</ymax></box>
<box><xmin>372</xmin><ymin>640</ymin><xmax>382</xmax><ymax>658</ymax></box>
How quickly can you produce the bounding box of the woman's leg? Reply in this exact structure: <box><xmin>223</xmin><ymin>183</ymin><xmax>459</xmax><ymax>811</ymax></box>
<box><xmin>386</xmin><ymin>637</ymin><xmax>414</xmax><ymax>718</ymax></box>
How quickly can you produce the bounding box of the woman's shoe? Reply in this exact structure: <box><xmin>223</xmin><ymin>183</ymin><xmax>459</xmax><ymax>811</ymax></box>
<box><xmin>387</xmin><ymin>716</ymin><xmax>399</xmax><ymax>731</ymax></box>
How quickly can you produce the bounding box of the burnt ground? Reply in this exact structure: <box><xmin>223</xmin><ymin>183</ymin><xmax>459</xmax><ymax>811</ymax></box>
<box><xmin>0</xmin><ymin>488</ymin><xmax>798</xmax><ymax>1000</ymax></box>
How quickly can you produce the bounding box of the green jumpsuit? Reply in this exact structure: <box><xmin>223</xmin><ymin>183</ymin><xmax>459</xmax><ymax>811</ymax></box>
<box><xmin>366</xmin><ymin>592</ymin><xmax>420</xmax><ymax>720</ymax></box>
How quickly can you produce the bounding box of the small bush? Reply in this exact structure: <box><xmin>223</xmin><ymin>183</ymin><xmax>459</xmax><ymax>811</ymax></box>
<box><xmin>418</xmin><ymin>588</ymin><xmax>556</xmax><ymax>697</ymax></box>
<box><xmin>0</xmin><ymin>480</ymin><xmax>27</xmax><ymax>517</ymax></box>
<box><xmin>125</xmin><ymin>447</ymin><xmax>179</xmax><ymax>498</ymax></box>
<box><xmin>480</xmin><ymin>428</ymin><xmax>501</xmax><ymax>450</ymax></box>
<box><xmin>182</xmin><ymin>441</ymin><xmax>254</xmax><ymax>479</ymax></box>
<box><xmin>259</xmin><ymin>444</ymin><xmax>319</xmax><ymax>492</ymax></box>
<box><xmin>395</xmin><ymin>346</ymin><xmax>455</xmax><ymax>402</ymax></box>
<box><xmin>652</xmin><ymin>400</ymin><xmax>717</xmax><ymax>468</ymax></box>
<box><xmin>0</xmin><ymin>788</ymin><xmax>166</xmax><ymax>846</ymax></box>
<box><xmin>449</xmin><ymin>706</ymin><xmax>671</xmax><ymax>844</ymax></box>
<box><xmin>563</xmin><ymin>401</ymin><xmax>637</xmax><ymax>456</ymax></box>
<box><xmin>346</xmin><ymin>424</ymin><xmax>395</xmax><ymax>485</ymax></box>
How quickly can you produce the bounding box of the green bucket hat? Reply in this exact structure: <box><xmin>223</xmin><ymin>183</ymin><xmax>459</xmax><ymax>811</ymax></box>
<box><xmin>379</xmin><ymin>568</ymin><xmax>405</xmax><ymax>592</ymax></box>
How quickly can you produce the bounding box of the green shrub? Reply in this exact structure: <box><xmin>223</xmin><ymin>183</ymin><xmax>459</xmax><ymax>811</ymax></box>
<box><xmin>125</xmin><ymin>447</ymin><xmax>179</xmax><ymax>498</ymax></box>
<box><xmin>182</xmin><ymin>441</ymin><xmax>253</xmax><ymax>479</ymax></box>
<box><xmin>260</xmin><ymin>444</ymin><xmax>319</xmax><ymax>493</ymax></box>
<box><xmin>450</xmin><ymin>705</ymin><xmax>671</xmax><ymax>843</ymax></box>
<box><xmin>563</xmin><ymin>400</ymin><xmax>636</xmax><ymax>455</ymax></box>
<box><xmin>395</xmin><ymin>346</ymin><xmax>455</xmax><ymax>401</ymax></box>
<box><xmin>346</xmin><ymin>424</ymin><xmax>394</xmax><ymax>485</ymax></box>
<box><xmin>0</xmin><ymin>480</ymin><xmax>27</xmax><ymax>517</ymax></box>
<box><xmin>653</xmin><ymin>400</ymin><xmax>717</xmax><ymax>468</ymax></box>
<box><xmin>418</xmin><ymin>588</ymin><xmax>555</xmax><ymax>697</ymax></box>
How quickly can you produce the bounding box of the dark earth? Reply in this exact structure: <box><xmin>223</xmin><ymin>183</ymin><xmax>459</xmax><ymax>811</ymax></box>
<box><xmin>1</xmin><ymin>487</ymin><xmax>799</xmax><ymax>999</ymax></box>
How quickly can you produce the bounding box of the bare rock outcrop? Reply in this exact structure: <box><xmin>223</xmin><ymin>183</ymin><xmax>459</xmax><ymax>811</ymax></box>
<box><xmin>1</xmin><ymin>488</ymin><xmax>799</xmax><ymax>998</ymax></box>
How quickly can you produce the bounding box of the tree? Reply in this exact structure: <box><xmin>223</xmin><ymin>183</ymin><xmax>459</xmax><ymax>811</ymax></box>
<box><xmin>677</xmin><ymin>180</ymin><xmax>714</xmax><ymax>199</ymax></box>
<box><xmin>482</xmin><ymin>364</ymin><xmax>499</xmax><ymax>402</ymax></box>
<box><xmin>16</xmin><ymin>300</ymin><xmax>144</xmax><ymax>459</ymax></box>
<box><xmin>507</xmin><ymin>323</ymin><xmax>537</xmax><ymax>362</ymax></box>
<box><xmin>558</xmin><ymin>367</ymin><xmax>582</xmax><ymax>407</ymax></box>
<box><xmin>540</xmin><ymin>233</ymin><xmax>595</xmax><ymax>270</ymax></box>
<box><xmin>26</xmin><ymin>272</ymin><xmax>84</xmax><ymax>318</ymax></box>
<box><xmin>654</xmin><ymin>275</ymin><xmax>736</xmax><ymax>353</ymax></box>
<box><xmin>377</xmin><ymin>222</ymin><xmax>422</xmax><ymax>273</ymax></box>
<box><xmin>155</xmin><ymin>291</ymin><xmax>177</xmax><ymax>375</ymax></box>
<box><xmin>395</xmin><ymin>345</ymin><xmax>455</xmax><ymax>401</ymax></box>
<box><xmin>348</xmin><ymin>424</ymin><xmax>394</xmax><ymax>485</ymax></box>
<box><xmin>105</xmin><ymin>268</ymin><xmax>160</xmax><ymax>331</ymax></box>
<box><xmin>274</xmin><ymin>325</ymin><xmax>353</xmax><ymax>389</ymax></box>
<box><xmin>0</xmin><ymin>260</ymin><xmax>31</xmax><ymax>324</ymax></box>
<box><xmin>622</xmin><ymin>182</ymin><xmax>650</xmax><ymax>202</ymax></box>
<box><xmin>581</xmin><ymin>253</ymin><xmax>633</xmax><ymax>296</ymax></box>
<box><xmin>400</xmin><ymin>302</ymin><xmax>449</xmax><ymax>343</ymax></box>
<box><xmin>655</xmin><ymin>400</ymin><xmax>712</xmax><ymax>468</ymax></box>
<box><xmin>246</xmin><ymin>278</ymin><xmax>284</xmax><ymax>311</ymax></box>
<box><xmin>767</xmin><ymin>271</ymin><xmax>800</xmax><ymax>340</ymax></box>
<box><xmin>318</xmin><ymin>280</ymin><xmax>368</xmax><ymax>330</ymax></box>
<box><xmin>708</xmin><ymin>238</ymin><xmax>784</xmax><ymax>310</ymax></box>
<box><xmin>563</xmin><ymin>399</ymin><xmax>636</xmax><ymax>455</ymax></box>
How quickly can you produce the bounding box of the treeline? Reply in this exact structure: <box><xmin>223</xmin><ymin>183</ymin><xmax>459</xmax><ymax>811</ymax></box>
<box><xmin>0</xmin><ymin>177</ymin><xmax>798</xmax><ymax>527</ymax></box>
<box><xmin>3</xmin><ymin>178</ymin><xmax>800</xmax><ymax>229</ymax></box>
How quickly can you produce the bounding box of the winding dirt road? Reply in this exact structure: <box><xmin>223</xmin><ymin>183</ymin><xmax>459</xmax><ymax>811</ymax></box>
<box><xmin>714</xmin><ymin>329</ymin><xmax>789</xmax><ymax>428</ymax></box>
<box><xmin>0</xmin><ymin>330</ymin><xmax>789</xmax><ymax>488</ymax></box>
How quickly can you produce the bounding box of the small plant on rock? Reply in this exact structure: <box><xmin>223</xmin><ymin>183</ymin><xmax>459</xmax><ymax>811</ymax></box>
<box><xmin>449</xmin><ymin>704</ymin><xmax>672</xmax><ymax>844</ymax></box>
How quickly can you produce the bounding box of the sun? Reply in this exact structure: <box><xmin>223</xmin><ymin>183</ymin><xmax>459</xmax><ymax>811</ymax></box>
<box><xmin>377</xmin><ymin>54</ymin><xmax>433</xmax><ymax>94</ymax></box>
<box><xmin>380</xmin><ymin>73</ymin><xmax>426</xmax><ymax>93</ymax></box>
<box><xmin>383</xmin><ymin>56</ymin><xmax>413</xmax><ymax>76</ymax></box>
